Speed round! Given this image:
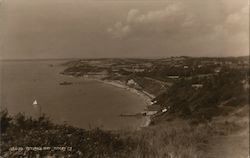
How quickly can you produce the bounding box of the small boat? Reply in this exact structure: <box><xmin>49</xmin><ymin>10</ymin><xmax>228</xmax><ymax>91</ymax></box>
<box><xmin>32</xmin><ymin>100</ymin><xmax>38</xmax><ymax>108</ymax></box>
<box><xmin>33</xmin><ymin>100</ymin><xmax>38</xmax><ymax>105</ymax></box>
<box><xmin>59</xmin><ymin>81</ymin><xmax>73</xmax><ymax>85</ymax></box>
<box><xmin>32</xmin><ymin>100</ymin><xmax>42</xmax><ymax>117</ymax></box>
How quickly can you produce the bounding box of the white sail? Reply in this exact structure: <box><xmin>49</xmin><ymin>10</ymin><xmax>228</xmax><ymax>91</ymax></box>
<box><xmin>33</xmin><ymin>100</ymin><xmax>38</xmax><ymax>105</ymax></box>
<box><xmin>32</xmin><ymin>99</ymin><xmax>42</xmax><ymax>117</ymax></box>
<box><xmin>32</xmin><ymin>100</ymin><xmax>38</xmax><ymax>108</ymax></box>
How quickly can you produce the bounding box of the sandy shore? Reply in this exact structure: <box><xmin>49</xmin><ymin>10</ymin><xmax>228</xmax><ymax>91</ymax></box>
<box><xmin>81</xmin><ymin>76</ymin><xmax>154</xmax><ymax>105</ymax></box>
<box><xmin>61</xmin><ymin>73</ymin><xmax>156</xmax><ymax>127</ymax></box>
<box><xmin>101</xmin><ymin>79</ymin><xmax>154</xmax><ymax>127</ymax></box>
<box><xmin>80</xmin><ymin>76</ymin><xmax>156</xmax><ymax>127</ymax></box>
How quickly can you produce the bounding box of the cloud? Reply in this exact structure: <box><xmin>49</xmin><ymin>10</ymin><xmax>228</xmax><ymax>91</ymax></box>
<box><xmin>127</xmin><ymin>9</ymin><xmax>139</xmax><ymax>22</ymax></box>
<box><xmin>225</xmin><ymin>5</ymin><xmax>248</xmax><ymax>30</ymax></box>
<box><xmin>107</xmin><ymin>2</ymin><xmax>194</xmax><ymax>39</ymax></box>
<box><xmin>107</xmin><ymin>22</ymin><xmax>131</xmax><ymax>39</ymax></box>
<box><xmin>225</xmin><ymin>5</ymin><xmax>249</xmax><ymax>51</ymax></box>
<box><xmin>211</xmin><ymin>5</ymin><xmax>248</xmax><ymax>39</ymax></box>
<box><xmin>202</xmin><ymin>4</ymin><xmax>249</xmax><ymax>56</ymax></box>
<box><xmin>130</xmin><ymin>3</ymin><xmax>181</xmax><ymax>23</ymax></box>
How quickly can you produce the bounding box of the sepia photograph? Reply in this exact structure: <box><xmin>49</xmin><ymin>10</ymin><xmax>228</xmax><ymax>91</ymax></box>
<box><xmin>0</xmin><ymin>0</ymin><xmax>249</xmax><ymax>157</ymax></box>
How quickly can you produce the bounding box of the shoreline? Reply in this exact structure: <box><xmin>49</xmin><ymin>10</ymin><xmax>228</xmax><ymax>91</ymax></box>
<box><xmin>81</xmin><ymin>76</ymin><xmax>155</xmax><ymax>104</ymax></box>
<box><xmin>65</xmin><ymin>74</ymin><xmax>156</xmax><ymax>128</ymax></box>
<box><xmin>91</xmin><ymin>78</ymin><xmax>154</xmax><ymax>128</ymax></box>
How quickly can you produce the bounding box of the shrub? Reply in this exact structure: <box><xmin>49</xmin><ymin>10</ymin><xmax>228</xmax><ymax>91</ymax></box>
<box><xmin>0</xmin><ymin>109</ymin><xmax>12</xmax><ymax>133</ymax></box>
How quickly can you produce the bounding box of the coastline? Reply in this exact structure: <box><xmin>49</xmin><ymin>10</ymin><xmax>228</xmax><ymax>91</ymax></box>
<box><xmin>99</xmin><ymin>79</ymin><xmax>154</xmax><ymax>128</ymax></box>
<box><xmin>81</xmin><ymin>76</ymin><xmax>154</xmax><ymax>103</ymax></box>
<box><xmin>93</xmin><ymin>77</ymin><xmax>154</xmax><ymax>128</ymax></box>
<box><xmin>67</xmin><ymin>75</ymin><xmax>156</xmax><ymax>127</ymax></box>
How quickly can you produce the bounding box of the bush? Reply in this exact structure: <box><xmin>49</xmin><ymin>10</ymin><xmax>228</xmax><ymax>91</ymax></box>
<box><xmin>0</xmin><ymin>109</ymin><xmax>12</xmax><ymax>133</ymax></box>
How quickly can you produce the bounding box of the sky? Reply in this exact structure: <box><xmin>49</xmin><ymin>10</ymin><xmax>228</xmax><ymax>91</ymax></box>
<box><xmin>0</xmin><ymin>0</ymin><xmax>249</xmax><ymax>59</ymax></box>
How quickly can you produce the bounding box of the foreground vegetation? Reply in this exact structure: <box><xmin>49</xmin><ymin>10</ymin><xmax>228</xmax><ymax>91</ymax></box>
<box><xmin>1</xmin><ymin>106</ymin><xmax>248</xmax><ymax>158</ymax></box>
<box><xmin>1</xmin><ymin>111</ymin><xmax>134</xmax><ymax>158</ymax></box>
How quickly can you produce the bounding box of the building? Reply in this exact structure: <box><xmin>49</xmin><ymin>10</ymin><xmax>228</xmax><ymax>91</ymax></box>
<box><xmin>134</xmin><ymin>68</ymin><xmax>145</xmax><ymax>72</ymax></box>
<box><xmin>168</xmin><ymin>76</ymin><xmax>179</xmax><ymax>79</ymax></box>
<box><xmin>214</xmin><ymin>67</ymin><xmax>221</xmax><ymax>73</ymax></box>
<box><xmin>162</xmin><ymin>108</ymin><xmax>167</xmax><ymax>113</ymax></box>
<box><xmin>127</xmin><ymin>79</ymin><xmax>138</xmax><ymax>86</ymax></box>
<box><xmin>141</xmin><ymin>111</ymin><xmax>158</xmax><ymax>116</ymax></box>
<box><xmin>150</xmin><ymin>100</ymin><xmax>157</xmax><ymax>105</ymax></box>
<box><xmin>192</xmin><ymin>84</ymin><xmax>203</xmax><ymax>89</ymax></box>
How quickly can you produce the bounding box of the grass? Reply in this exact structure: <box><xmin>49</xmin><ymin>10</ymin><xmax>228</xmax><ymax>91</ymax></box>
<box><xmin>129</xmin><ymin>121</ymin><xmax>210</xmax><ymax>158</ymax></box>
<box><xmin>1</xmin><ymin>105</ymin><xmax>248</xmax><ymax>158</ymax></box>
<box><xmin>0</xmin><ymin>111</ymin><xmax>208</xmax><ymax>158</ymax></box>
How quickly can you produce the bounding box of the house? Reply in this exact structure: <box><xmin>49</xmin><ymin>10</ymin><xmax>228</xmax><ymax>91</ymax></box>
<box><xmin>127</xmin><ymin>79</ymin><xmax>138</xmax><ymax>86</ymax></box>
<box><xmin>134</xmin><ymin>68</ymin><xmax>145</xmax><ymax>72</ymax></box>
<box><xmin>150</xmin><ymin>100</ymin><xmax>157</xmax><ymax>105</ymax></box>
<box><xmin>214</xmin><ymin>67</ymin><xmax>221</xmax><ymax>73</ymax></box>
<box><xmin>162</xmin><ymin>108</ymin><xmax>167</xmax><ymax>113</ymax></box>
<box><xmin>192</xmin><ymin>84</ymin><xmax>203</xmax><ymax>89</ymax></box>
<box><xmin>174</xmin><ymin>64</ymin><xmax>182</xmax><ymax>67</ymax></box>
<box><xmin>168</xmin><ymin>76</ymin><xmax>179</xmax><ymax>79</ymax></box>
<box><xmin>141</xmin><ymin>111</ymin><xmax>158</xmax><ymax>116</ymax></box>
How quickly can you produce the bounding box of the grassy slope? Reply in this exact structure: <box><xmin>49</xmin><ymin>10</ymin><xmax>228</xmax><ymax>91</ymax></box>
<box><xmin>1</xmin><ymin>106</ymin><xmax>248</xmax><ymax>158</ymax></box>
<box><xmin>153</xmin><ymin>69</ymin><xmax>249</xmax><ymax>122</ymax></box>
<box><xmin>204</xmin><ymin>106</ymin><xmax>249</xmax><ymax>158</ymax></box>
<box><xmin>0</xmin><ymin>112</ymin><xmax>208</xmax><ymax>158</ymax></box>
<box><xmin>0</xmin><ymin>112</ymin><xmax>135</xmax><ymax>158</ymax></box>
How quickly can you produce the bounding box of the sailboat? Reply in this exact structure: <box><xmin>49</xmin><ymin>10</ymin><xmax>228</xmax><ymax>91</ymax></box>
<box><xmin>32</xmin><ymin>99</ymin><xmax>42</xmax><ymax>117</ymax></box>
<box><xmin>33</xmin><ymin>100</ymin><xmax>38</xmax><ymax>105</ymax></box>
<box><xmin>32</xmin><ymin>100</ymin><xmax>38</xmax><ymax>108</ymax></box>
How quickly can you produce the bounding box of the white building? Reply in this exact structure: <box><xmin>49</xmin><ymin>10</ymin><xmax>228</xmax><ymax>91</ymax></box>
<box><xmin>214</xmin><ymin>67</ymin><xmax>221</xmax><ymax>73</ymax></box>
<box><xmin>150</xmin><ymin>100</ymin><xmax>157</xmax><ymax>105</ymax></box>
<box><xmin>162</xmin><ymin>108</ymin><xmax>167</xmax><ymax>113</ymax></box>
<box><xmin>192</xmin><ymin>84</ymin><xmax>203</xmax><ymax>89</ymax></box>
<box><xmin>168</xmin><ymin>76</ymin><xmax>179</xmax><ymax>79</ymax></box>
<box><xmin>141</xmin><ymin>111</ymin><xmax>158</xmax><ymax>116</ymax></box>
<box><xmin>127</xmin><ymin>79</ymin><xmax>138</xmax><ymax>86</ymax></box>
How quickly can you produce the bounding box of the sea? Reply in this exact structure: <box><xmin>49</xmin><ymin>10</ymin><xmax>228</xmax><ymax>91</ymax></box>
<box><xmin>0</xmin><ymin>60</ymin><xmax>148</xmax><ymax>130</ymax></box>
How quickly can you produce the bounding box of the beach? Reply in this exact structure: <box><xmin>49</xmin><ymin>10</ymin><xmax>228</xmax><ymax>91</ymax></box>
<box><xmin>76</xmin><ymin>75</ymin><xmax>156</xmax><ymax>127</ymax></box>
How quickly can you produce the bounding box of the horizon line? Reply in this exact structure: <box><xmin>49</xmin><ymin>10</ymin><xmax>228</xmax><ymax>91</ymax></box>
<box><xmin>0</xmin><ymin>55</ymin><xmax>249</xmax><ymax>61</ymax></box>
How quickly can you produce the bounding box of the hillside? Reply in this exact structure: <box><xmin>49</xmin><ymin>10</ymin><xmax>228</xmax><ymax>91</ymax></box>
<box><xmin>152</xmin><ymin>68</ymin><xmax>249</xmax><ymax>123</ymax></box>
